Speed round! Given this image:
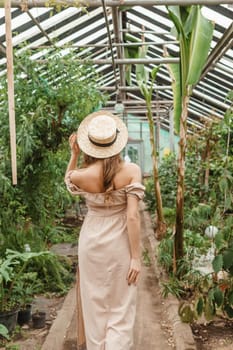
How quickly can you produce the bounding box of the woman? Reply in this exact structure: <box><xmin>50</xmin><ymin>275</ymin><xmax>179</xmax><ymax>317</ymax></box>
<box><xmin>65</xmin><ymin>110</ymin><xmax>145</xmax><ymax>350</ymax></box>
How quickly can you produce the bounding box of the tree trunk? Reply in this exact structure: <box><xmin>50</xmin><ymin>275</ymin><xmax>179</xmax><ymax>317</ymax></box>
<box><xmin>174</xmin><ymin>95</ymin><xmax>189</xmax><ymax>265</ymax></box>
<box><xmin>147</xmin><ymin>102</ymin><xmax>166</xmax><ymax>240</ymax></box>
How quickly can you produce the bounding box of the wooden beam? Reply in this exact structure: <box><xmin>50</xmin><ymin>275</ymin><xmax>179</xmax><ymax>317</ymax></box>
<box><xmin>2</xmin><ymin>0</ymin><xmax>232</xmax><ymax>8</ymax></box>
<box><xmin>5</xmin><ymin>0</ymin><xmax>17</xmax><ymax>185</ymax></box>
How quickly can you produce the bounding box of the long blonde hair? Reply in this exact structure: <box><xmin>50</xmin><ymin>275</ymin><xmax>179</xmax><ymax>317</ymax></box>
<box><xmin>82</xmin><ymin>153</ymin><xmax>123</xmax><ymax>191</ymax></box>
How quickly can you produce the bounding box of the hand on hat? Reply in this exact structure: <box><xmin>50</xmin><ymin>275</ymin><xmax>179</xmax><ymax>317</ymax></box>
<box><xmin>69</xmin><ymin>133</ymin><xmax>80</xmax><ymax>155</ymax></box>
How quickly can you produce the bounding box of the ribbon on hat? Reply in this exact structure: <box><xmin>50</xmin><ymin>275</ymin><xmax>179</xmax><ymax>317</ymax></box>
<box><xmin>88</xmin><ymin>129</ymin><xmax>120</xmax><ymax>147</ymax></box>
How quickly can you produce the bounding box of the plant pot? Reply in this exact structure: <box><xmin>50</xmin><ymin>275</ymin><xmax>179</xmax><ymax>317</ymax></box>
<box><xmin>17</xmin><ymin>304</ymin><xmax>32</xmax><ymax>326</ymax></box>
<box><xmin>32</xmin><ymin>311</ymin><xmax>46</xmax><ymax>329</ymax></box>
<box><xmin>0</xmin><ymin>309</ymin><xmax>19</xmax><ymax>333</ymax></box>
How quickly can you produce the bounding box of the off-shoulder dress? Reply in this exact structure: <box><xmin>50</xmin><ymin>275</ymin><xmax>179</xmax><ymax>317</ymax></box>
<box><xmin>65</xmin><ymin>172</ymin><xmax>145</xmax><ymax>350</ymax></box>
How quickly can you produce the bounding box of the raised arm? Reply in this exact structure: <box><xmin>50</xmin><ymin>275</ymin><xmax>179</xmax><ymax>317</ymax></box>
<box><xmin>64</xmin><ymin>133</ymin><xmax>80</xmax><ymax>182</ymax></box>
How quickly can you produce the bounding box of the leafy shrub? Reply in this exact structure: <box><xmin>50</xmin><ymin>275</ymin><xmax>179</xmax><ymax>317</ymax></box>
<box><xmin>0</xmin><ymin>47</ymin><xmax>104</xmax><ymax>252</ymax></box>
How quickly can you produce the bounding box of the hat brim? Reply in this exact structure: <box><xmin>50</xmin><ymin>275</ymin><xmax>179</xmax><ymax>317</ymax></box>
<box><xmin>77</xmin><ymin>111</ymin><xmax>128</xmax><ymax>159</ymax></box>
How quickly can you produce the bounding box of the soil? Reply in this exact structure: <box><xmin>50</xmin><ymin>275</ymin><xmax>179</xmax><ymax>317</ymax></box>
<box><xmin>0</xmin><ymin>294</ymin><xmax>65</xmax><ymax>350</ymax></box>
<box><xmin>191</xmin><ymin>318</ymin><xmax>233</xmax><ymax>350</ymax></box>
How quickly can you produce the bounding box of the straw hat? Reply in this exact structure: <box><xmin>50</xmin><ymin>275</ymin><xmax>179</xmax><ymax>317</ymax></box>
<box><xmin>77</xmin><ymin>110</ymin><xmax>128</xmax><ymax>158</ymax></box>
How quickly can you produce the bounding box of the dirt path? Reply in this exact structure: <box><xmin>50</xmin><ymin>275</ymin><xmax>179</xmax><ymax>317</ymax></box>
<box><xmin>134</xmin><ymin>258</ymin><xmax>174</xmax><ymax>350</ymax></box>
<box><xmin>133</xmin><ymin>213</ymin><xmax>175</xmax><ymax>350</ymax></box>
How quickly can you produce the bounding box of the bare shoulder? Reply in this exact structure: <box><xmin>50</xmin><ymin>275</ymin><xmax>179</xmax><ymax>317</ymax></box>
<box><xmin>114</xmin><ymin>162</ymin><xmax>142</xmax><ymax>187</ymax></box>
<box><xmin>123</xmin><ymin>162</ymin><xmax>141</xmax><ymax>176</ymax></box>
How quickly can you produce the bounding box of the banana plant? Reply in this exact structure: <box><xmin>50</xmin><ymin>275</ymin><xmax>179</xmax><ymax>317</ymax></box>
<box><xmin>166</xmin><ymin>5</ymin><xmax>214</xmax><ymax>264</ymax></box>
<box><xmin>136</xmin><ymin>44</ymin><xmax>166</xmax><ymax>239</ymax></box>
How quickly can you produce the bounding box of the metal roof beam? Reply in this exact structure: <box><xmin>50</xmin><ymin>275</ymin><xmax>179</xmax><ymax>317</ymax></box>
<box><xmin>4</xmin><ymin>0</ymin><xmax>233</xmax><ymax>8</ymax></box>
<box><xmin>26</xmin><ymin>10</ymin><xmax>53</xmax><ymax>45</ymax></box>
<box><xmin>28</xmin><ymin>40</ymin><xmax>177</xmax><ymax>49</ymax></box>
<box><xmin>36</xmin><ymin>57</ymin><xmax>179</xmax><ymax>64</ymax></box>
<box><xmin>100</xmin><ymin>0</ymin><xmax>119</xmax><ymax>92</ymax></box>
<box><xmin>112</xmin><ymin>5</ymin><xmax>126</xmax><ymax>101</ymax></box>
<box><xmin>100</xmin><ymin>85</ymin><xmax>172</xmax><ymax>91</ymax></box>
<box><xmin>106</xmin><ymin>99</ymin><xmax>173</xmax><ymax>105</ymax></box>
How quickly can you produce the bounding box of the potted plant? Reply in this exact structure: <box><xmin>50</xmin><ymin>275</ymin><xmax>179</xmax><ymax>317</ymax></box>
<box><xmin>0</xmin><ymin>254</ymin><xmax>20</xmax><ymax>333</ymax></box>
<box><xmin>0</xmin><ymin>249</ymin><xmax>50</xmax><ymax>332</ymax></box>
<box><xmin>13</xmin><ymin>272</ymin><xmax>42</xmax><ymax>326</ymax></box>
<box><xmin>32</xmin><ymin>310</ymin><xmax>46</xmax><ymax>329</ymax></box>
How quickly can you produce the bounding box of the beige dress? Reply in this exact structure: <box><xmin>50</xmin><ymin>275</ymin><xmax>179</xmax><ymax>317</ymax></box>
<box><xmin>65</xmin><ymin>173</ymin><xmax>145</xmax><ymax>350</ymax></box>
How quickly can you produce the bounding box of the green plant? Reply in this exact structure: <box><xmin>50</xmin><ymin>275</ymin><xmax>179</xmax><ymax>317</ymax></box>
<box><xmin>156</xmin><ymin>92</ymin><xmax>233</xmax><ymax>322</ymax></box>
<box><xmin>0</xmin><ymin>323</ymin><xmax>10</xmax><ymax>340</ymax></box>
<box><xmin>144</xmin><ymin>153</ymin><xmax>177</xmax><ymax>213</ymax></box>
<box><xmin>136</xmin><ymin>61</ymin><xmax>166</xmax><ymax>239</ymax></box>
<box><xmin>26</xmin><ymin>253</ymin><xmax>73</xmax><ymax>294</ymax></box>
<box><xmin>142</xmin><ymin>249</ymin><xmax>151</xmax><ymax>267</ymax></box>
<box><xmin>5</xmin><ymin>345</ymin><xmax>20</xmax><ymax>350</ymax></box>
<box><xmin>157</xmin><ymin>229</ymin><xmax>174</xmax><ymax>273</ymax></box>
<box><xmin>166</xmin><ymin>5</ymin><xmax>214</xmax><ymax>262</ymax></box>
<box><xmin>12</xmin><ymin>272</ymin><xmax>42</xmax><ymax>309</ymax></box>
<box><xmin>0</xmin><ymin>249</ymin><xmax>70</xmax><ymax>312</ymax></box>
<box><xmin>185</xmin><ymin>203</ymin><xmax>212</xmax><ymax>232</ymax></box>
<box><xmin>0</xmin><ymin>45</ymin><xmax>104</xmax><ymax>255</ymax></box>
<box><xmin>125</xmin><ymin>33</ymin><xmax>166</xmax><ymax>239</ymax></box>
<box><xmin>161</xmin><ymin>277</ymin><xmax>185</xmax><ymax>299</ymax></box>
<box><xmin>161</xmin><ymin>218</ymin><xmax>233</xmax><ymax>323</ymax></box>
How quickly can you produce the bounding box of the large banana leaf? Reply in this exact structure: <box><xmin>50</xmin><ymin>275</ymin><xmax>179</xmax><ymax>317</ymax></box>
<box><xmin>167</xmin><ymin>6</ymin><xmax>190</xmax><ymax>96</ymax></box>
<box><xmin>124</xmin><ymin>35</ymin><xmax>141</xmax><ymax>85</ymax></box>
<box><xmin>166</xmin><ymin>61</ymin><xmax>182</xmax><ymax>133</ymax></box>
<box><xmin>167</xmin><ymin>5</ymin><xmax>214</xmax><ymax>88</ymax></box>
<box><xmin>136</xmin><ymin>45</ymin><xmax>149</xmax><ymax>84</ymax></box>
<box><xmin>166</xmin><ymin>5</ymin><xmax>214</xmax><ymax>132</ymax></box>
<box><xmin>187</xmin><ymin>8</ymin><xmax>214</xmax><ymax>85</ymax></box>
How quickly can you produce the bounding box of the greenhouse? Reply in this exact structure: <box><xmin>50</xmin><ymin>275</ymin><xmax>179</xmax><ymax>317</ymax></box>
<box><xmin>0</xmin><ymin>1</ymin><xmax>233</xmax><ymax>349</ymax></box>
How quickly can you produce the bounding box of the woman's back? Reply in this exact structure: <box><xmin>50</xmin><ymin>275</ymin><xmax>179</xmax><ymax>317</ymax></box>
<box><xmin>69</xmin><ymin>160</ymin><xmax>141</xmax><ymax>194</ymax></box>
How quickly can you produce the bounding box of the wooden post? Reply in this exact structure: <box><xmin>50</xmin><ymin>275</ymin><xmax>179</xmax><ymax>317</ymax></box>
<box><xmin>5</xmin><ymin>0</ymin><xmax>17</xmax><ymax>185</ymax></box>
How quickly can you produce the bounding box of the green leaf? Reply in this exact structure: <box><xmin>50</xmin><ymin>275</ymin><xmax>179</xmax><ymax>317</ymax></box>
<box><xmin>219</xmin><ymin>177</ymin><xmax>228</xmax><ymax>193</ymax></box>
<box><xmin>136</xmin><ymin>45</ymin><xmax>149</xmax><ymax>84</ymax></box>
<box><xmin>208</xmin><ymin>288</ymin><xmax>215</xmax><ymax>302</ymax></box>
<box><xmin>229</xmin><ymin>265</ymin><xmax>233</xmax><ymax>276</ymax></box>
<box><xmin>228</xmin><ymin>291</ymin><xmax>233</xmax><ymax>306</ymax></box>
<box><xmin>214</xmin><ymin>232</ymin><xmax>225</xmax><ymax>250</ymax></box>
<box><xmin>167</xmin><ymin>6</ymin><xmax>191</xmax><ymax>93</ymax></box>
<box><xmin>223</xmin><ymin>249</ymin><xmax>233</xmax><ymax>270</ymax></box>
<box><xmin>183</xmin><ymin>5</ymin><xmax>197</xmax><ymax>35</ymax></box>
<box><xmin>178</xmin><ymin>302</ymin><xmax>195</xmax><ymax>323</ymax></box>
<box><xmin>212</xmin><ymin>254</ymin><xmax>223</xmax><ymax>273</ymax></box>
<box><xmin>224</xmin><ymin>304</ymin><xmax>233</xmax><ymax>318</ymax></box>
<box><xmin>186</xmin><ymin>7</ymin><xmax>214</xmax><ymax>85</ymax></box>
<box><xmin>196</xmin><ymin>297</ymin><xmax>204</xmax><ymax>316</ymax></box>
<box><xmin>124</xmin><ymin>39</ymin><xmax>141</xmax><ymax>86</ymax></box>
<box><xmin>124</xmin><ymin>47</ymin><xmax>132</xmax><ymax>86</ymax></box>
<box><xmin>0</xmin><ymin>324</ymin><xmax>10</xmax><ymax>340</ymax></box>
<box><xmin>213</xmin><ymin>287</ymin><xmax>224</xmax><ymax>307</ymax></box>
<box><xmin>166</xmin><ymin>61</ymin><xmax>181</xmax><ymax>133</ymax></box>
<box><xmin>204</xmin><ymin>298</ymin><xmax>215</xmax><ymax>321</ymax></box>
<box><xmin>151</xmin><ymin>66</ymin><xmax>160</xmax><ymax>81</ymax></box>
<box><xmin>227</xmin><ymin>90</ymin><xmax>233</xmax><ymax>101</ymax></box>
<box><xmin>139</xmin><ymin>83</ymin><xmax>149</xmax><ymax>100</ymax></box>
<box><xmin>167</xmin><ymin>6</ymin><xmax>183</xmax><ymax>37</ymax></box>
